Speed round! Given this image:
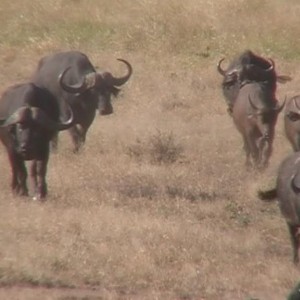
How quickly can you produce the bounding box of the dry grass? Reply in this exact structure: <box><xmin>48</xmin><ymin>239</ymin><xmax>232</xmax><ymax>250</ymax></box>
<box><xmin>0</xmin><ymin>0</ymin><xmax>300</xmax><ymax>299</ymax></box>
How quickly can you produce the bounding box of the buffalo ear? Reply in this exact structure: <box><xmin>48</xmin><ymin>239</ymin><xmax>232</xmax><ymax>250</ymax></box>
<box><xmin>275</xmin><ymin>97</ymin><xmax>286</xmax><ymax>113</ymax></box>
<box><xmin>277</xmin><ymin>75</ymin><xmax>292</xmax><ymax>84</ymax></box>
<box><xmin>110</xmin><ymin>86</ymin><xmax>121</xmax><ymax>97</ymax></box>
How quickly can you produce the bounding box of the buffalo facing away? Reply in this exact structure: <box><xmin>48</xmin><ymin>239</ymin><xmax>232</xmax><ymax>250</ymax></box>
<box><xmin>217</xmin><ymin>50</ymin><xmax>291</xmax><ymax>114</ymax></box>
<box><xmin>32</xmin><ymin>51</ymin><xmax>132</xmax><ymax>152</ymax></box>
<box><xmin>258</xmin><ymin>151</ymin><xmax>300</xmax><ymax>264</ymax></box>
<box><xmin>284</xmin><ymin>95</ymin><xmax>300</xmax><ymax>152</ymax></box>
<box><xmin>0</xmin><ymin>83</ymin><xmax>73</xmax><ymax>200</ymax></box>
<box><xmin>217</xmin><ymin>50</ymin><xmax>290</xmax><ymax>170</ymax></box>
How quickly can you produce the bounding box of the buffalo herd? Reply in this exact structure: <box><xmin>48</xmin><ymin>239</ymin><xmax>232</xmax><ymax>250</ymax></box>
<box><xmin>0</xmin><ymin>50</ymin><xmax>132</xmax><ymax>200</ymax></box>
<box><xmin>1</xmin><ymin>49</ymin><xmax>300</xmax><ymax>264</ymax></box>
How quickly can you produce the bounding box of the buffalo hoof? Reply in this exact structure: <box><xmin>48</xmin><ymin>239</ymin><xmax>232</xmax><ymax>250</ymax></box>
<box><xmin>72</xmin><ymin>144</ymin><xmax>84</xmax><ymax>154</ymax></box>
<box><xmin>32</xmin><ymin>194</ymin><xmax>47</xmax><ymax>202</ymax></box>
<box><xmin>257</xmin><ymin>162</ymin><xmax>268</xmax><ymax>172</ymax></box>
<box><xmin>227</xmin><ymin>107</ymin><xmax>233</xmax><ymax>116</ymax></box>
<box><xmin>14</xmin><ymin>186</ymin><xmax>29</xmax><ymax>197</ymax></box>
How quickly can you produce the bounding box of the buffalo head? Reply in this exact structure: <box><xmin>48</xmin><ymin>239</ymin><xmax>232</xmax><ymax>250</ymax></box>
<box><xmin>217</xmin><ymin>56</ymin><xmax>275</xmax><ymax>85</ymax></box>
<box><xmin>59</xmin><ymin>59</ymin><xmax>132</xmax><ymax>116</ymax></box>
<box><xmin>285</xmin><ymin>96</ymin><xmax>300</xmax><ymax>122</ymax></box>
<box><xmin>0</xmin><ymin>106</ymin><xmax>73</xmax><ymax>159</ymax></box>
<box><xmin>217</xmin><ymin>51</ymin><xmax>291</xmax><ymax>113</ymax></box>
<box><xmin>217</xmin><ymin>57</ymin><xmax>276</xmax><ymax>113</ymax></box>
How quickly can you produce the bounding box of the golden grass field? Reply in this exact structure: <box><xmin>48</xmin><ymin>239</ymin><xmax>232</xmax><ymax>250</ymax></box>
<box><xmin>0</xmin><ymin>0</ymin><xmax>300</xmax><ymax>299</ymax></box>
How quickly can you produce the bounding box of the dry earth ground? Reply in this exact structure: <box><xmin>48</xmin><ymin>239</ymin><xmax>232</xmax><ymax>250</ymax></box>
<box><xmin>0</xmin><ymin>1</ymin><xmax>300</xmax><ymax>299</ymax></box>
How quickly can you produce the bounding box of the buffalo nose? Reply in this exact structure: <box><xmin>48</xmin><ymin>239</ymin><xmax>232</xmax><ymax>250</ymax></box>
<box><xmin>20</xmin><ymin>143</ymin><xmax>27</xmax><ymax>151</ymax></box>
<box><xmin>19</xmin><ymin>145</ymin><xmax>28</xmax><ymax>154</ymax></box>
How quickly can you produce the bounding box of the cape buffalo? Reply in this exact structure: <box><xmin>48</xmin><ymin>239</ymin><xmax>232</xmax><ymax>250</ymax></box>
<box><xmin>258</xmin><ymin>151</ymin><xmax>300</xmax><ymax>264</ymax></box>
<box><xmin>217</xmin><ymin>50</ymin><xmax>291</xmax><ymax>114</ymax></box>
<box><xmin>231</xmin><ymin>80</ymin><xmax>285</xmax><ymax>170</ymax></box>
<box><xmin>284</xmin><ymin>95</ymin><xmax>300</xmax><ymax>151</ymax></box>
<box><xmin>32</xmin><ymin>51</ymin><xmax>132</xmax><ymax>152</ymax></box>
<box><xmin>0</xmin><ymin>83</ymin><xmax>73</xmax><ymax>200</ymax></box>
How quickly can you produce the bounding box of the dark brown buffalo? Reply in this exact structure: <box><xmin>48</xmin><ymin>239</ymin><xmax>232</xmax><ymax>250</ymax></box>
<box><xmin>0</xmin><ymin>83</ymin><xmax>73</xmax><ymax>200</ymax></box>
<box><xmin>217</xmin><ymin>50</ymin><xmax>291</xmax><ymax>114</ymax></box>
<box><xmin>232</xmin><ymin>80</ymin><xmax>285</xmax><ymax>169</ymax></box>
<box><xmin>32</xmin><ymin>51</ymin><xmax>132</xmax><ymax>152</ymax></box>
<box><xmin>284</xmin><ymin>95</ymin><xmax>300</xmax><ymax>151</ymax></box>
<box><xmin>258</xmin><ymin>151</ymin><xmax>300</xmax><ymax>263</ymax></box>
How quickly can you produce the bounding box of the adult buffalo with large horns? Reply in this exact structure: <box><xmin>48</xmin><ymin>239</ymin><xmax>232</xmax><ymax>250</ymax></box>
<box><xmin>217</xmin><ymin>50</ymin><xmax>291</xmax><ymax>115</ymax></box>
<box><xmin>217</xmin><ymin>50</ymin><xmax>290</xmax><ymax>169</ymax></box>
<box><xmin>258</xmin><ymin>151</ymin><xmax>300</xmax><ymax>264</ymax></box>
<box><xmin>0</xmin><ymin>83</ymin><xmax>73</xmax><ymax>200</ymax></box>
<box><xmin>32</xmin><ymin>51</ymin><xmax>132</xmax><ymax>152</ymax></box>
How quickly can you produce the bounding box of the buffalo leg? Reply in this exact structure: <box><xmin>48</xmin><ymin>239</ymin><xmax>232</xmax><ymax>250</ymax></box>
<box><xmin>243</xmin><ymin>136</ymin><xmax>252</xmax><ymax>168</ymax></box>
<box><xmin>258</xmin><ymin>137</ymin><xmax>272</xmax><ymax>170</ymax></box>
<box><xmin>69</xmin><ymin>124</ymin><xmax>86</xmax><ymax>153</ymax></box>
<box><xmin>261</xmin><ymin>142</ymin><xmax>272</xmax><ymax>169</ymax></box>
<box><xmin>243</xmin><ymin>135</ymin><xmax>259</xmax><ymax>168</ymax></box>
<box><xmin>8</xmin><ymin>152</ymin><xmax>28</xmax><ymax>196</ymax></box>
<box><xmin>246</xmin><ymin>134</ymin><xmax>259</xmax><ymax>168</ymax></box>
<box><xmin>29</xmin><ymin>158</ymin><xmax>48</xmax><ymax>200</ymax></box>
<box><xmin>29</xmin><ymin>161</ymin><xmax>38</xmax><ymax>197</ymax></box>
<box><xmin>36</xmin><ymin>160</ymin><xmax>48</xmax><ymax>200</ymax></box>
<box><xmin>51</xmin><ymin>132</ymin><xmax>59</xmax><ymax>152</ymax></box>
<box><xmin>16</xmin><ymin>161</ymin><xmax>28</xmax><ymax>196</ymax></box>
<box><xmin>288</xmin><ymin>223</ymin><xmax>300</xmax><ymax>264</ymax></box>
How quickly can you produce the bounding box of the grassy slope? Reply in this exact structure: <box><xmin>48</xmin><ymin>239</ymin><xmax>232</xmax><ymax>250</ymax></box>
<box><xmin>0</xmin><ymin>0</ymin><xmax>300</xmax><ymax>299</ymax></box>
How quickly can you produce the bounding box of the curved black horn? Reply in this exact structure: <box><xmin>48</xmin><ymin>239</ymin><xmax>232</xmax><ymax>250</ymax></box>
<box><xmin>59</xmin><ymin>67</ymin><xmax>89</xmax><ymax>94</ymax></box>
<box><xmin>274</xmin><ymin>96</ymin><xmax>286</xmax><ymax>113</ymax></box>
<box><xmin>264</xmin><ymin>58</ymin><xmax>274</xmax><ymax>72</ymax></box>
<box><xmin>31</xmin><ymin>106</ymin><xmax>74</xmax><ymax>131</ymax></box>
<box><xmin>277</xmin><ymin>74</ymin><xmax>292</xmax><ymax>84</ymax></box>
<box><xmin>293</xmin><ymin>97</ymin><xmax>300</xmax><ymax>111</ymax></box>
<box><xmin>217</xmin><ymin>58</ymin><xmax>226</xmax><ymax>76</ymax></box>
<box><xmin>248</xmin><ymin>95</ymin><xmax>260</xmax><ymax>111</ymax></box>
<box><xmin>291</xmin><ymin>173</ymin><xmax>300</xmax><ymax>193</ymax></box>
<box><xmin>0</xmin><ymin>107</ymin><xmax>31</xmax><ymax>127</ymax></box>
<box><xmin>104</xmin><ymin>59</ymin><xmax>132</xmax><ymax>87</ymax></box>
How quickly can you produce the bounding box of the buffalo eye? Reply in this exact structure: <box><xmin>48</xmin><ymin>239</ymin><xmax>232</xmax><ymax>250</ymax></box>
<box><xmin>8</xmin><ymin>125</ymin><xmax>15</xmax><ymax>134</ymax></box>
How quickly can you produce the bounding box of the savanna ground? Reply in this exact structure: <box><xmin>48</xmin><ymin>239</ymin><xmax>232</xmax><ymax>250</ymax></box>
<box><xmin>0</xmin><ymin>0</ymin><xmax>300</xmax><ymax>299</ymax></box>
